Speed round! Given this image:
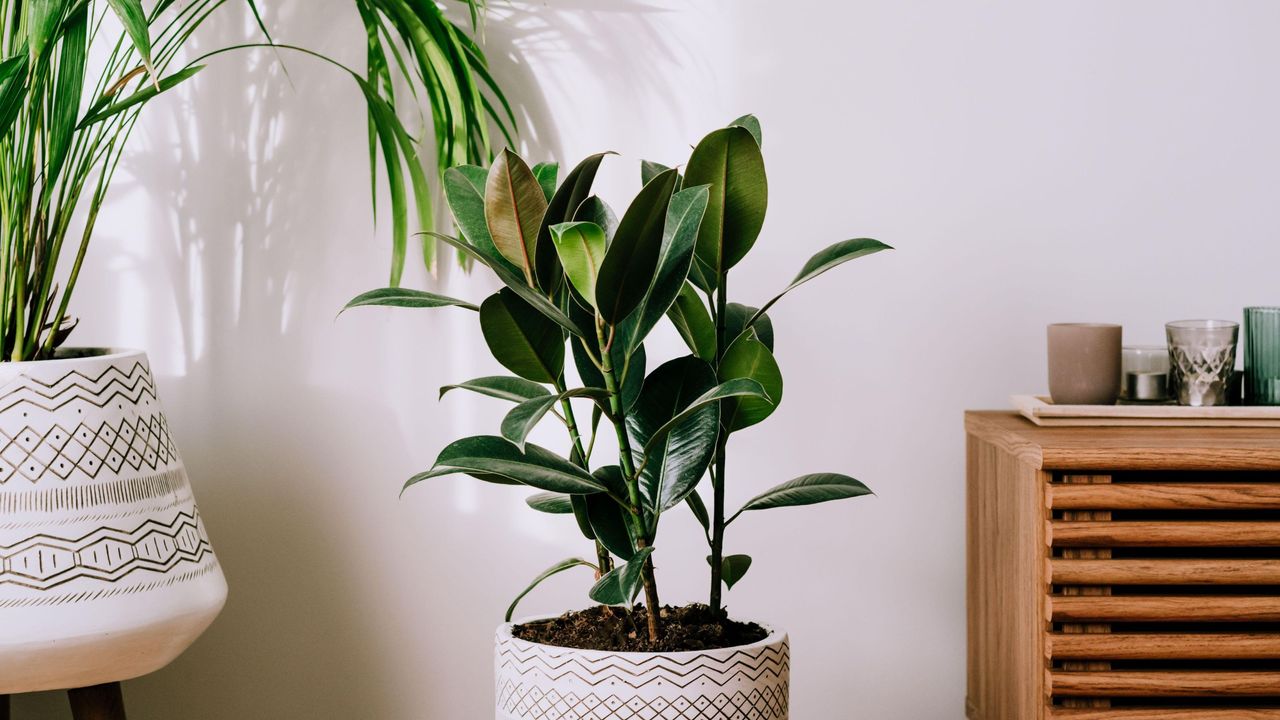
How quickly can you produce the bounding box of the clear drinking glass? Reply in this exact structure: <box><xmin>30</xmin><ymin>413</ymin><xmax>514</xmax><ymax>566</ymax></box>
<box><xmin>1121</xmin><ymin>345</ymin><xmax>1171</xmax><ymax>402</ymax></box>
<box><xmin>1166</xmin><ymin>320</ymin><xmax>1239</xmax><ymax>406</ymax></box>
<box><xmin>1245</xmin><ymin>307</ymin><xmax>1280</xmax><ymax>405</ymax></box>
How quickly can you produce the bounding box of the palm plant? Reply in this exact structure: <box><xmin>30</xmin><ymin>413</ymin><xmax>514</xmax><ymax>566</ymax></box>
<box><xmin>353</xmin><ymin>0</ymin><xmax>514</xmax><ymax>283</ymax></box>
<box><xmin>347</xmin><ymin>116</ymin><xmax>891</xmax><ymax>646</ymax></box>
<box><xmin>0</xmin><ymin>0</ymin><xmax>511</xmax><ymax>362</ymax></box>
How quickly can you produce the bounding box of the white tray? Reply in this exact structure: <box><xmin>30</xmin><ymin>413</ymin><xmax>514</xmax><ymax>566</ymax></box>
<box><xmin>1012</xmin><ymin>395</ymin><xmax>1280</xmax><ymax>427</ymax></box>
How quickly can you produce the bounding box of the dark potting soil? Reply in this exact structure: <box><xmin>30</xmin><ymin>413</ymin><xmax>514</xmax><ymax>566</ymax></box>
<box><xmin>512</xmin><ymin>604</ymin><xmax>768</xmax><ymax>653</ymax></box>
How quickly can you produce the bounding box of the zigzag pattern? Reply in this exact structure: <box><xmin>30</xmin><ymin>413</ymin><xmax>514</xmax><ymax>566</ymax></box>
<box><xmin>495</xmin><ymin>679</ymin><xmax>789</xmax><ymax>719</ymax></box>
<box><xmin>496</xmin><ymin>636</ymin><xmax>790</xmax><ymax>690</ymax></box>
<box><xmin>0</xmin><ymin>510</ymin><xmax>212</xmax><ymax>590</ymax></box>
<box><xmin>0</xmin><ymin>362</ymin><xmax>157</xmax><ymax>415</ymax></box>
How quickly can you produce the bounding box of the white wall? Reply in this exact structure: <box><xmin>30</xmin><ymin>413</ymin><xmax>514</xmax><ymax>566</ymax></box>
<box><xmin>15</xmin><ymin>1</ymin><xmax>1280</xmax><ymax>717</ymax></box>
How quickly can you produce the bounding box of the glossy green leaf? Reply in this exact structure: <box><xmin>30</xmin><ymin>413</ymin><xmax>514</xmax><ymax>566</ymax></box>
<box><xmin>439</xmin><ymin>376</ymin><xmax>549</xmax><ymax>403</ymax></box>
<box><xmin>684</xmin><ymin>126</ymin><xmax>767</xmax><ymax>288</ymax></box>
<box><xmin>573</xmin><ymin>196</ymin><xmax>618</xmax><ymax>242</ymax></box>
<box><xmin>532</xmin><ymin>161</ymin><xmax>558</xmax><ymax>201</ymax></box>
<box><xmin>429</xmin><ymin>232</ymin><xmax>589</xmax><ymax>337</ymax></box>
<box><xmin>549</xmin><ymin>222</ymin><xmax>606</xmax><ymax>308</ymax></box>
<box><xmin>751</xmin><ymin>239</ymin><xmax>893</xmax><ymax>322</ymax></box>
<box><xmin>687</xmin><ymin>489</ymin><xmax>711</xmax><ymax>539</ymax></box>
<box><xmin>718</xmin><ymin>335</ymin><xmax>783</xmax><ymax>432</ymax></box>
<box><xmin>595</xmin><ymin>168</ymin><xmax>679</xmax><ymax>324</ymax></box>
<box><xmin>589</xmin><ymin>546</ymin><xmax>653</xmax><ymax>606</ymax></box>
<box><xmin>733</xmin><ymin>473</ymin><xmax>873</xmax><ymax>519</ymax></box>
<box><xmin>622</xmin><ymin>185</ymin><xmax>710</xmax><ymax>356</ymax></box>
<box><xmin>536</xmin><ymin>153</ymin><xmax>609</xmax><ymax>291</ymax></box>
<box><xmin>708</xmin><ymin>553</ymin><xmax>752</xmax><ymax>590</ymax></box>
<box><xmin>667</xmin><ymin>283</ymin><xmax>715</xmax><ymax>361</ymax></box>
<box><xmin>443</xmin><ymin>165</ymin><xmax>519</xmax><ymax>273</ymax></box>
<box><xmin>728</xmin><ymin>113</ymin><xmax>762</xmax><ymax>147</ymax></box>
<box><xmin>77</xmin><ymin>65</ymin><xmax>204</xmax><ymax>128</ymax></box>
<box><xmin>479</xmin><ymin>289</ymin><xmax>565</xmax><ymax>383</ymax></box>
<box><xmin>641</xmin><ymin>159</ymin><xmax>672</xmax><ymax>186</ymax></box>
<box><xmin>627</xmin><ymin>356</ymin><xmax>718</xmax><ymax>514</ymax></box>
<box><xmin>501</xmin><ymin>395</ymin><xmax>561</xmax><ymax>451</ymax></box>
<box><xmin>725</xmin><ymin>303</ymin><xmax>773</xmax><ymax>350</ymax></box>
<box><xmin>502</xmin><ymin>388</ymin><xmax>608</xmax><ymax>451</ymax></box>
<box><xmin>640</xmin><ymin>377</ymin><xmax>768</xmax><ymax>456</ymax></box>
<box><xmin>586</xmin><ymin>493</ymin><xmax>635</xmax><ymax>562</ymax></box>
<box><xmin>343</xmin><ymin>287</ymin><xmax>478</xmax><ymax>312</ymax></box>
<box><xmin>506</xmin><ymin>557</ymin><xmax>595</xmax><ymax>622</ymax></box>
<box><xmin>405</xmin><ymin>436</ymin><xmax>605</xmax><ymax>494</ymax></box>
<box><xmin>571</xmin><ymin>494</ymin><xmax>596</xmax><ymax>540</ymax></box>
<box><xmin>485</xmin><ymin>149</ymin><xmax>547</xmax><ymax>281</ymax></box>
<box><xmin>525</xmin><ymin>492</ymin><xmax>574</xmax><ymax>514</ymax></box>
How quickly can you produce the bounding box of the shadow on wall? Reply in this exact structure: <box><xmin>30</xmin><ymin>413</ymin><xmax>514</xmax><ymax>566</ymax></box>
<box><xmin>14</xmin><ymin>1</ymin><xmax>683</xmax><ymax>718</ymax></box>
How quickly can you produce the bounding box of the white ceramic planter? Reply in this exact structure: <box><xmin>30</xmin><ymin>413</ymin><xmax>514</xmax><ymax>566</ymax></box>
<box><xmin>0</xmin><ymin>349</ymin><xmax>226</xmax><ymax>693</ymax></box>
<box><xmin>495</xmin><ymin>620</ymin><xmax>789</xmax><ymax>720</ymax></box>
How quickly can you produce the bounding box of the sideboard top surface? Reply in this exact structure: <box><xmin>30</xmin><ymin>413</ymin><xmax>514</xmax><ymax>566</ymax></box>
<box><xmin>965</xmin><ymin>411</ymin><xmax>1280</xmax><ymax>471</ymax></box>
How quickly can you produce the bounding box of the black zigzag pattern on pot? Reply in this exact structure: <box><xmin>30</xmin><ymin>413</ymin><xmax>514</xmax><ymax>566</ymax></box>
<box><xmin>0</xmin><ymin>510</ymin><xmax>212</xmax><ymax>590</ymax></box>
<box><xmin>0</xmin><ymin>468</ymin><xmax>188</xmax><ymax>514</ymax></box>
<box><xmin>0</xmin><ymin>361</ymin><xmax>157</xmax><ymax>414</ymax></box>
<box><xmin>496</xmin><ymin>637</ymin><xmax>790</xmax><ymax>690</ymax></box>
<box><xmin>0</xmin><ymin>413</ymin><xmax>177</xmax><ymax>484</ymax></box>
<box><xmin>495</xmin><ymin>679</ymin><xmax>789</xmax><ymax>720</ymax></box>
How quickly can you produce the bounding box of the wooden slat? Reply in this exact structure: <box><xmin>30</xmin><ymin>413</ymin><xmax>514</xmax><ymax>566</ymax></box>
<box><xmin>1050</xmin><ymin>670</ymin><xmax>1280</xmax><ymax>696</ymax></box>
<box><xmin>1050</xmin><ymin>482</ymin><xmax>1280</xmax><ymax>510</ymax></box>
<box><xmin>1057</xmin><ymin>475</ymin><xmax>1113</xmax><ymax>709</ymax></box>
<box><xmin>1052</xmin><ymin>521</ymin><xmax>1280</xmax><ymax>547</ymax></box>
<box><xmin>1051</xmin><ymin>595</ymin><xmax>1280</xmax><ymax>622</ymax></box>
<box><xmin>1052</xmin><ymin>558</ymin><xmax>1280</xmax><ymax>585</ymax></box>
<box><xmin>1050</xmin><ymin>632</ymin><xmax>1280</xmax><ymax>659</ymax></box>
<box><xmin>1051</xmin><ymin>709</ymin><xmax>1280</xmax><ymax>719</ymax></box>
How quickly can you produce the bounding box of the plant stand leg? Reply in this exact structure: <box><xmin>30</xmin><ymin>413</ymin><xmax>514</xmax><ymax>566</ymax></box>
<box><xmin>68</xmin><ymin>683</ymin><xmax>127</xmax><ymax>720</ymax></box>
<box><xmin>1</xmin><ymin>693</ymin><xmax>10</xmax><ymax>720</ymax></box>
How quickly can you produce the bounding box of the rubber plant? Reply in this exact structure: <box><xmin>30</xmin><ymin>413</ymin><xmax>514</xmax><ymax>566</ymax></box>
<box><xmin>346</xmin><ymin>116</ymin><xmax>891</xmax><ymax>644</ymax></box>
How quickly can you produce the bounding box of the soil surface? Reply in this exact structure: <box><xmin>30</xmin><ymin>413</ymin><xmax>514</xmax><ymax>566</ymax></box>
<box><xmin>512</xmin><ymin>604</ymin><xmax>768</xmax><ymax>652</ymax></box>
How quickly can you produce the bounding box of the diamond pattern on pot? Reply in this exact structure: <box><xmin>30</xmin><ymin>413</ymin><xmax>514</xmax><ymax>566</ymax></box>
<box><xmin>496</xmin><ymin>680</ymin><xmax>789</xmax><ymax>720</ymax></box>
<box><xmin>0</xmin><ymin>414</ymin><xmax>177</xmax><ymax>484</ymax></box>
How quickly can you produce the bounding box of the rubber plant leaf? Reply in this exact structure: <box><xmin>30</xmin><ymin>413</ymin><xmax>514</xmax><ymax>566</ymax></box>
<box><xmin>683</xmin><ymin>126</ymin><xmax>767</xmax><ymax>290</ymax></box>
<box><xmin>717</xmin><ymin>334</ymin><xmax>783</xmax><ymax>432</ymax></box>
<box><xmin>342</xmin><ymin>287</ymin><xmax>478</xmax><ymax>312</ymax></box>
<box><xmin>479</xmin><ymin>289</ymin><xmax>565</xmax><ymax>384</ymax></box>
<box><xmin>595</xmin><ymin>168</ymin><xmax>679</xmax><ymax>325</ymax></box>
<box><xmin>622</xmin><ymin>184</ymin><xmax>709</xmax><ymax>355</ymax></box>
<box><xmin>485</xmin><ymin>148</ymin><xmax>547</xmax><ymax>283</ymax></box>
<box><xmin>549</xmin><ymin>222</ymin><xmax>607</xmax><ymax>309</ymax></box>
<box><xmin>404</xmin><ymin>436</ymin><xmax>605</xmax><ymax>495</ymax></box>
<box><xmin>505</xmin><ymin>558</ymin><xmax>595</xmax><ymax>622</ymax></box>
<box><xmin>731</xmin><ymin>473</ymin><xmax>873</xmax><ymax>523</ymax></box>
<box><xmin>439</xmin><ymin>376</ymin><xmax>549</xmax><ymax>403</ymax></box>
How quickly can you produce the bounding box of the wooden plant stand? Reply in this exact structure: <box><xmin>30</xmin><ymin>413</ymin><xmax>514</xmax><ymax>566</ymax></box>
<box><xmin>966</xmin><ymin>411</ymin><xmax>1280</xmax><ymax>719</ymax></box>
<box><xmin>0</xmin><ymin>682</ymin><xmax>127</xmax><ymax>720</ymax></box>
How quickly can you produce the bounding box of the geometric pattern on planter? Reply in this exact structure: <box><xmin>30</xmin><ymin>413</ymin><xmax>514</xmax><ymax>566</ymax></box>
<box><xmin>0</xmin><ymin>414</ymin><xmax>177</xmax><ymax>484</ymax></box>
<box><xmin>0</xmin><ymin>510</ymin><xmax>212</xmax><ymax>590</ymax></box>
<box><xmin>495</xmin><ymin>626</ymin><xmax>790</xmax><ymax>720</ymax></box>
<box><xmin>496</xmin><ymin>679</ymin><xmax>789</xmax><ymax>719</ymax></box>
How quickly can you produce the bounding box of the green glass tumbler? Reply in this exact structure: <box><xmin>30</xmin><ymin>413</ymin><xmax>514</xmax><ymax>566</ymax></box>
<box><xmin>1245</xmin><ymin>307</ymin><xmax>1280</xmax><ymax>405</ymax></box>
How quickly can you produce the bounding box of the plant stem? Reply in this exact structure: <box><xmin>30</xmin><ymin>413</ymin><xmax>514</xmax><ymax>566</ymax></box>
<box><xmin>709</xmin><ymin>271</ymin><xmax>729</xmax><ymax>615</ymax></box>
<box><xmin>596</xmin><ymin>319</ymin><xmax>661</xmax><ymax>643</ymax></box>
<box><xmin>554</xmin><ymin>376</ymin><xmax>613</xmax><ymax>575</ymax></box>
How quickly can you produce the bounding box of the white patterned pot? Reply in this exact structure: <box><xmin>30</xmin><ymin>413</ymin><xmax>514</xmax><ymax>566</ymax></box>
<box><xmin>495</xmin><ymin>620</ymin><xmax>789</xmax><ymax>720</ymax></box>
<box><xmin>0</xmin><ymin>349</ymin><xmax>226</xmax><ymax>693</ymax></box>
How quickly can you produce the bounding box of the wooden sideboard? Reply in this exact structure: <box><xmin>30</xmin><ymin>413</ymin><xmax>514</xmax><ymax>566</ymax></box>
<box><xmin>966</xmin><ymin>411</ymin><xmax>1280</xmax><ymax>720</ymax></box>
